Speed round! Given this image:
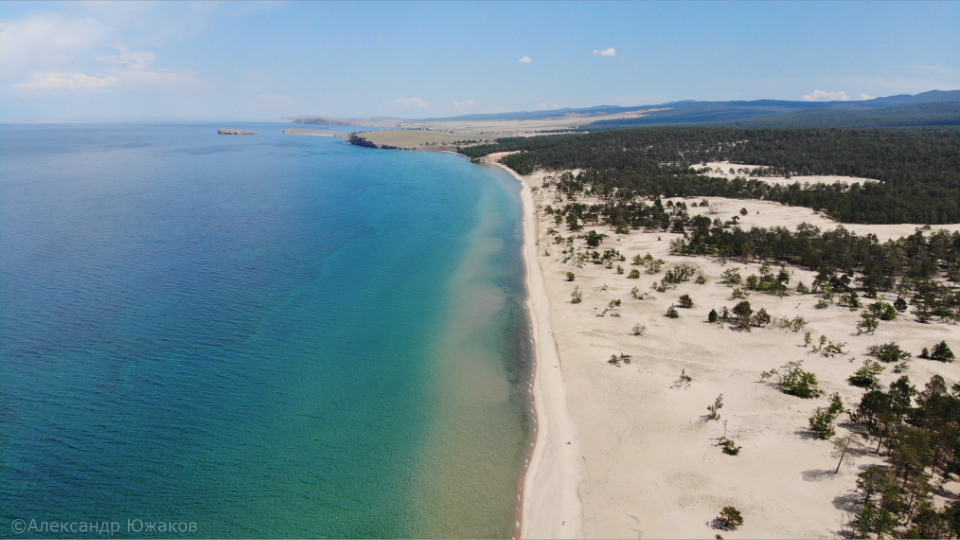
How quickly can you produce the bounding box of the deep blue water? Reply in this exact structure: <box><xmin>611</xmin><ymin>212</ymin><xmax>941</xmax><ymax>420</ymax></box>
<box><xmin>0</xmin><ymin>123</ymin><xmax>531</xmax><ymax>538</ymax></box>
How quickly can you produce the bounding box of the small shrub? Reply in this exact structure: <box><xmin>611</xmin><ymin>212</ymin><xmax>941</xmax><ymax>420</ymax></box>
<box><xmin>666</xmin><ymin>306</ymin><xmax>679</xmax><ymax>319</ymax></box>
<box><xmin>740</xmin><ymin>207</ymin><xmax>748</xmax><ymax>216</ymax></box>
<box><xmin>868</xmin><ymin>302</ymin><xmax>897</xmax><ymax>321</ymax></box>
<box><xmin>931</xmin><ymin>341</ymin><xmax>955</xmax><ymax>362</ymax></box>
<box><xmin>706</xmin><ymin>394</ymin><xmax>723</xmax><ymax>421</ymax></box>
<box><xmin>809</xmin><ymin>408</ymin><xmax>837</xmax><ymax>439</ymax></box>
<box><xmin>570</xmin><ymin>286</ymin><xmax>582</xmax><ymax>304</ymax></box>
<box><xmin>795</xmin><ymin>282</ymin><xmax>810</xmax><ymax>294</ymax></box>
<box><xmin>708</xmin><ymin>309</ymin><xmax>719</xmax><ymax>323</ymax></box>
<box><xmin>867</xmin><ymin>343</ymin><xmax>911</xmax><ymax>363</ymax></box>
<box><xmin>849</xmin><ymin>359</ymin><xmax>884</xmax><ymax>388</ymax></box>
<box><xmin>678</xmin><ymin>294</ymin><xmax>694</xmax><ymax>308</ymax></box>
<box><xmin>893</xmin><ymin>362</ymin><xmax>909</xmax><ymax>374</ymax></box>
<box><xmin>820</xmin><ymin>339</ymin><xmax>847</xmax><ymax>358</ymax></box>
<box><xmin>790</xmin><ymin>316</ymin><xmax>808</xmax><ymax>332</ymax></box>
<box><xmin>720</xmin><ymin>506</ymin><xmax>744</xmax><ymax>529</ymax></box>
<box><xmin>731</xmin><ymin>300</ymin><xmax>752</xmax><ymax>326</ymax></box>
<box><xmin>630</xmin><ymin>286</ymin><xmax>642</xmax><ymax>300</ymax></box>
<box><xmin>827</xmin><ymin>392</ymin><xmax>844</xmax><ymax>416</ymax></box>
<box><xmin>720</xmin><ymin>439</ymin><xmax>741</xmax><ymax>456</ymax></box>
<box><xmin>631</xmin><ymin>324</ymin><xmax>646</xmax><ymax>336</ymax></box>
<box><xmin>920</xmin><ymin>347</ymin><xmax>930</xmax><ymax>359</ymax></box>
<box><xmin>720</xmin><ymin>268</ymin><xmax>742</xmax><ymax>285</ymax></box>
<box><xmin>565</xmin><ymin>272</ymin><xmax>575</xmax><ymax>282</ymax></box>
<box><xmin>652</xmin><ymin>280</ymin><xmax>674</xmax><ymax>293</ymax></box>
<box><xmin>663</xmin><ymin>263</ymin><xmax>698</xmax><ymax>284</ymax></box>
<box><xmin>607</xmin><ymin>352</ymin><xmax>632</xmax><ymax>367</ymax></box>
<box><xmin>731</xmin><ymin>288</ymin><xmax>748</xmax><ymax>299</ymax></box>
<box><xmin>696</xmin><ymin>274</ymin><xmax>707</xmax><ymax>285</ymax></box>
<box><xmin>839</xmin><ymin>291</ymin><xmax>861</xmax><ymax>309</ymax></box>
<box><xmin>628</xmin><ymin>269</ymin><xmax>641</xmax><ymax>279</ymax></box>
<box><xmin>752</xmin><ymin>308</ymin><xmax>771</xmax><ymax>327</ymax></box>
<box><xmin>616</xmin><ymin>265</ymin><xmax>624</xmax><ymax>275</ymax></box>
<box><xmin>856</xmin><ymin>312</ymin><xmax>879</xmax><ymax>335</ymax></box>
<box><xmin>765</xmin><ymin>361</ymin><xmax>823</xmax><ymax>398</ymax></box>
<box><xmin>894</xmin><ymin>297</ymin><xmax>908</xmax><ymax>313</ymax></box>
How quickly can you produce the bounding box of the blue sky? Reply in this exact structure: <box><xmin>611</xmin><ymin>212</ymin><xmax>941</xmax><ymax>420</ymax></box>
<box><xmin>1</xmin><ymin>1</ymin><xmax>958</xmax><ymax>120</ymax></box>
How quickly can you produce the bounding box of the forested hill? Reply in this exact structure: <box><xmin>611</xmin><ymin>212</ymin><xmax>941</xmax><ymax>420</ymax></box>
<box><xmin>460</xmin><ymin>128</ymin><xmax>960</xmax><ymax>224</ymax></box>
<box><xmin>717</xmin><ymin>102</ymin><xmax>960</xmax><ymax>129</ymax></box>
<box><xmin>586</xmin><ymin>96</ymin><xmax>960</xmax><ymax>130</ymax></box>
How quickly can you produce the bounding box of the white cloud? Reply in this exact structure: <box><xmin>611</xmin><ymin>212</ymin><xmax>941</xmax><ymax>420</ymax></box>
<box><xmin>395</xmin><ymin>97</ymin><xmax>429</xmax><ymax>108</ymax></box>
<box><xmin>100</xmin><ymin>45</ymin><xmax>188</xmax><ymax>88</ymax></box>
<box><xmin>518</xmin><ymin>56</ymin><xmax>531</xmax><ymax>64</ymax></box>
<box><xmin>453</xmin><ymin>99</ymin><xmax>475</xmax><ymax>109</ymax></box>
<box><xmin>2</xmin><ymin>9</ymin><xmax>196</xmax><ymax>95</ymax></box>
<box><xmin>858</xmin><ymin>93</ymin><xmax>876</xmax><ymax>101</ymax></box>
<box><xmin>592</xmin><ymin>48</ymin><xmax>616</xmax><ymax>57</ymax></box>
<box><xmin>101</xmin><ymin>46</ymin><xmax>156</xmax><ymax>72</ymax></box>
<box><xmin>17</xmin><ymin>72</ymin><xmax>120</xmax><ymax>91</ymax></box>
<box><xmin>801</xmin><ymin>89</ymin><xmax>850</xmax><ymax>102</ymax></box>
<box><xmin>0</xmin><ymin>12</ymin><xmax>110</xmax><ymax>75</ymax></box>
<box><xmin>538</xmin><ymin>103</ymin><xmax>562</xmax><ymax>110</ymax></box>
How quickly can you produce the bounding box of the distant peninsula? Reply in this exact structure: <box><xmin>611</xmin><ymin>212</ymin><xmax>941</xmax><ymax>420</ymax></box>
<box><xmin>218</xmin><ymin>129</ymin><xmax>259</xmax><ymax>135</ymax></box>
<box><xmin>292</xmin><ymin>117</ymin><xmax>361</xmax><ymax>126</ymax></box>
<box><xmin>283</xmin><ymin>128</ymin><xmax>349</xmax><ymax>138</ymax></box>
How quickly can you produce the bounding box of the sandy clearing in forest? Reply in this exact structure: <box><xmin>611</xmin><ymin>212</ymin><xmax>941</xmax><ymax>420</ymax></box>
<box><xmin>695</xmin><ymin>160</ymin><xmax>880</xmax><ymax>187</ymax></box>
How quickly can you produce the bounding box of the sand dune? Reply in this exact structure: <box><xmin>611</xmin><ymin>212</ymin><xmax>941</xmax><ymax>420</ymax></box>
<box><xmin>507</xmin><ymin>165</ymin><xmax>960</xmax><ymax>538</ymax></box>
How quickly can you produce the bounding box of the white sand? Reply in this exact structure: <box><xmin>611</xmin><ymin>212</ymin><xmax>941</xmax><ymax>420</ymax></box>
<box><xmin>695</xmin><ymin>161</ymin><xmax>879</xmax><ymax>187</ymax></box>
<box><xmin>501</xmin><ymin>163</ymin><xmax>584</xmax><ymax>539</ymax></box>
<box><xmin>504</xmin><ymin>162</ymin><xmax>960</xmax><ymax>538</ymax></box>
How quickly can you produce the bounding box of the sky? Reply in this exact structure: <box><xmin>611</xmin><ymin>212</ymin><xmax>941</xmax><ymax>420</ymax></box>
<box><xmin>1</xmin><ymin>1</ymin><xmax>958</xmax><ymax>121</ymax></box>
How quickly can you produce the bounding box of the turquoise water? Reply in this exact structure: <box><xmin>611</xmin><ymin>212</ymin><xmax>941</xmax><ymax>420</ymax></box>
<box><xmin>0</xmin><ymin>123</ymin><xmax>531</xmax><ymax>538</ymax></box>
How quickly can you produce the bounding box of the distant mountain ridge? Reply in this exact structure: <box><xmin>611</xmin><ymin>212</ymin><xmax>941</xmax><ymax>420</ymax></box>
<box><xmin>587</xmin><ymin>90</ymin><xmax>960</xmax><ymax>129</ymax></box>
<box><xmin>713</xmin><ymin>102</ymin><xmax>960</xmax><ymax>130</ymax></box>
<box><xmin>289</xmin><ymin>90</ymin><xmax>960</xmax><ymax>128</ymax></box>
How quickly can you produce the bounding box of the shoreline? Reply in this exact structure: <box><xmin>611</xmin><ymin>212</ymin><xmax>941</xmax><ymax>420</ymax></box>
<box><xmin>487</xmin><ymin>161</ymin><xmax>584</xmax><ymax>539</ymax></box>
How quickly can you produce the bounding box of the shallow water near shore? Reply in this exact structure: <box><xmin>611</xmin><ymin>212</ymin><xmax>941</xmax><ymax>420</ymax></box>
<box><xmin>0</xmin><ymin>122</ymin><xmax>531</xmax><ymax>538</ymax></box>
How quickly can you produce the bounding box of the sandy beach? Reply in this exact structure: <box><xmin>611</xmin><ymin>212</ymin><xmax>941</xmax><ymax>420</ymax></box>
<box><xmin>500</xmin><ymin>162</ymin><xmax>960</xmax><ymax>538</ymax></box>
<box><xmin>506</xmin><ymin>162</ymin><xmax>585</xmax><ymax>540</ymax></box>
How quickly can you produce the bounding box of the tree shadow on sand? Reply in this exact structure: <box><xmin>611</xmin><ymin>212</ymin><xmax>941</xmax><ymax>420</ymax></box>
<box><xmin>832</xmin><ymin>491</ymin><xmax>861</xmax><ymax>514</ymax></box>
<box><xmin>801</xmin><ymin>469</ymin><xmax>836</xmax><ymax>482</ymax></box>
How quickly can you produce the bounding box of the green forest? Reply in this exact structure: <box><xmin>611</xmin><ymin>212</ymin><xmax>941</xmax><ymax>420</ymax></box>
<box><xmin>718</xmin><ymin>103</ymin><xmax>960</xmax><ymax>130</ymax></box>
<box><xmin>460</xmin><ymin>128</ymin><xmax>960</xmax><ymax>224</ymax></box>
<box><xmin>584</xmin><ymin>102</ymin><xmax>960</xmax><ymax>130</ymax></box>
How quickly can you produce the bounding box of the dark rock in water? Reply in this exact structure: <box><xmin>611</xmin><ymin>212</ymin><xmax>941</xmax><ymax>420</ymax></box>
<box><xmin>218</xmin><ymin>129</ymin><xmax>259</xmax><ymax>135</ymax></box>
<box><xmin>347</xmin><ymin>134</ymin><xmax>377</xmax><ymax>148</ymax></box>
